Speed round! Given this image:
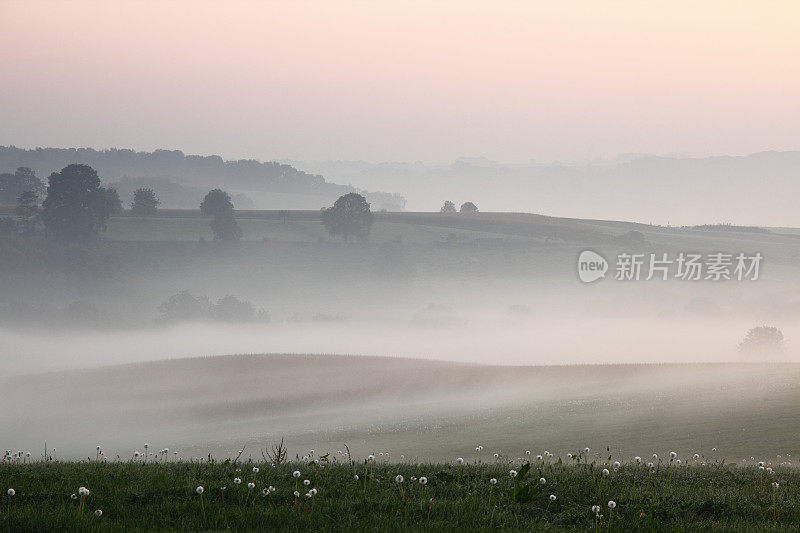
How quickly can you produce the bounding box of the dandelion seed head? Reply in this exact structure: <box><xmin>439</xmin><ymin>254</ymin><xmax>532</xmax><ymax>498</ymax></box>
<box><xmin>94</xmin><ymin>510</ymin><xmax>102</xmax><ymax>517</ymax></box>
<box><xmin>536</xmin><ymin>455</ymin><xmax>543</xmax><ymax>461</ymax></box>
<box><xmin>7</xmin><ymin>488</ymin><xmax>14</xmax><ymax>496</ymax></box>
<box><xmin>550</xmin><ymin>494</ymin><xmax>556</xmax><ymax>501</ymax></box>
<box><xmin>247</xmin><ymin>482</ymin><xmax>255</xmax><ymax>489</ymax></box>
<box><xmin>419</xmin><ymin>477</ymin><xmax>427</xmax><ymax>485</ymax></box>
<box><xmin>669</xmin><ymin>452</ymin><xmax>677</xmax><ymax>459</ymax></box>
<box><xmin>635</xmin><ymin>456</ymin><xmax>641</xmax><ymax>463</ymax></box>
<box><xmin>293</xmin><ymin>471</ymin><xmax>301</xmax><ymax>478</ymax></box>
<box><xmin>310</xmin><ymin>488</ymin><xmax>317</xmax><ymax>495</ymax></box>
<box><xmin>71</xmin><ymin>493</ymin><xmax>77</xmax><ymax>500</ymax></box>
<box><xmin>592</xmin><ymin>505</ymin><xmax>601</xmax><ymax>513</ymax></box>
<box><xmin>354</xmin><ymin>475</ymin><xmax>359</xmax><ymax>481</ymax></box>
<box><xmin>490</xmin><ymin>478</ymin><xmax>497</xmax><ymax>485</ymax></box>
<box><xmin>509</xmin><ymin>470</ymin><xmax>517</xmax><ymax>478</ymax></box>
<box><xmin>253</xmin><ymin>467</ymin><xmax>259</xmax><ymax>473</ymax></box>
<box><xmin>539</xmin><ymin>477</ymin><xmax>546</xmax><ymax>485</ymax></box>
<box><xmin>602</xmin><ymin>469</ymin><xmax>610</xmax><ymax>476</ymax></box>
<box><xmin>233</xmin><ymin>478</ymin><xmax>242</xmax><ymax>485</ymax></box>
<box><xmin>613</xmin><ymin>461</ymin><xmax>620</xmax><ymax>468</ymax></box>
<box><xmin>693</xmin><ymin>454</ymin><xmax>699</xmax><ymax>459</ymax></box>
<box><xmin>293</xmin><ymin>491</ymin><xmax>300</xmax><ymax>497</ymax></box>
<box><xmin>608</xmin><ymin>500</ymin><xmax>616</xmax><ymax>508</ymax></box>
<box><xmin>456</xmin><ymin>457</ymin><xmax>463</xmax><ymax>464</ymax></box>
<box><xmin>196</xmin><ymin>486</ymin><xmax>204</xmax><ymax>494</ymax></box>
<box><xmin>303</xmin><ymin>479</ymin><xmax>310</xmax><ymax>486</ymax></box>
<box><xmin>395</xmin><ymin>475</ymin><xmax>404</xmax><ymax>484</ymax></box>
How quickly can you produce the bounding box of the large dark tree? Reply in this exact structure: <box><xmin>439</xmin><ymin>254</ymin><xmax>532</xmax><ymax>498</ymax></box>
<box><xmin>440</xmin><ymin>200</ymin><xmax>456</xmax><ymax>213</ymax></box>
<box><xmin>131</xmin><ymin>187</ymin><xmax>160</xmax><ymax>215</ymax></box>
<box><xmin>321</xmin><ymin>193</ymin><xmax>374</xmax><ymax>241</ymax></box>
<box><xmin>41</xmin><ymin>164</ymin><xmax>111</xmax><ymax>242</ymax></box>
<box><xmin>0</xmin><ymin>167</ymin><xmax>44</xmax><ymax>205</ymax></box>
<box><xmin>200</xmin><ymin>189</ymin><xmax>234</xmax><ymax>216</ymax></box>
<box><xmin>210</xmin><ymin>212</ymin><xmax>242</xmax><ymax>241</ymax></box>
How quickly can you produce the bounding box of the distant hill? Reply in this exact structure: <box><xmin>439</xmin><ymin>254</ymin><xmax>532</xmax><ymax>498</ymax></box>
<box><xmin>0</xmin><ymin>146</ymin><xmax>405</xmax><ymax>211</ymax></box>
<box><xmin>285</xmin><ymin>151</ymin><xmax>800</xmax><ymax>226</ymax></box>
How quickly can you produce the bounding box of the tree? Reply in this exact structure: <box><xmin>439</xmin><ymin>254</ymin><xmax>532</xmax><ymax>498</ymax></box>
<box><xmin>104</xmin><ymin>187</ymin><xmax>123</xmax><ymax>215</ymax></box>
<box><xmin>739</xmin><ymin>326</ymin><xmax>784</xmax><ymax>355</ymax></box>
<box><xmin>200</xmin><ymin>189</ymin><xmax>234</xmax><ymax>216</ymax></box>
<box><xmin>16</xmin><ymin>190</ymin><xmax>39</xmax><ymax>235</ymax></box>
<box><xmin>440</xmin><ymin>200</ymin><xmax>456</xmax><ymax>213</ymax></box>
<box><xmin>41</xmin><ymin>164</ymin><xmax>111</xmax><ymax>242</ymax></box>
<box><xmin>131</xmin><ymin>187</ymin><xmax>160</xmax><ymax>215</ymax></box>
<box><xmin>460</xmin><ymin>202</ymin><xmax>478</xmax><ymax>213</ymax></box>
<box><xmin>210</xmin><ymin>212</ymin><xmax>242</xmax><ymax>241</ymax></box>
<box><xmin>0</xmin><ymin>167</ymin><xmax>44</xmax><ymax>205</ymax></box>
<box><xmin>158</xmin><ymin>291</ymin><xmax>211</xmax><ymax>322</ymax></box>
<box><xmin>321</xmin><ymin>193</ymin><xmax>374</xmax><ymax>241</ymax></box>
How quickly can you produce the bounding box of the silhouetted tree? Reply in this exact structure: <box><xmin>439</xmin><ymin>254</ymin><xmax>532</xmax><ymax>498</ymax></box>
<box><xmin>321</xmin><ymin>193</ymin><xmax>374</xmax><ymax>241</ymax></box>
<box><xmin>104</xmin><ymin>187</ymin><xmax>123</xmax><ymax>215</ymax></box>
<box><xmin>0</xmin><ymin>167</ymin><xmax>44</xmax><ymax>205</ymax></box>
<box><xmin>200</xmin><ymin>189</ymin><xmax>234</xmax><ymax>216</ymax></box>
<box><xmin>739</xmin><ymin>326</ymin><xmax>784</xmax><ymax>355</ymax></box>
<box><xmin>158</xmin><ymin>291</ymin><xmax>211</xmax><ymax>322</ymax></box>
<box><xmin>41</xmin><ymin>164</ymin><xmax>111</xmax><ymax>242</ymax></box>
<box><xmin>210</xmin><ymin>212</ymin><xmax>242</xmax><ymax>241</ymax></box>
<box><xmin>131</xmin><ymin>187</ymin><xmax>160</xmax><ymax>215</ymax></box>
<box><xmin>460</xmin><ymin>202</ymin><xmax>478</xmax><ymax>213</ymax></box>
<box><xmin>440</xmin><ymin>200</ymin><xmax>456</xmax><ymax>213</ymax></box>
<box><xmin>16</xmin><ymin>191</ymin><xmax>39</xmax><ymax>235</ymax></box>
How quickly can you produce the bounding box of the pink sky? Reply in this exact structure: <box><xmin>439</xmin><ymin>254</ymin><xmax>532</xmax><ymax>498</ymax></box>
<box><xmin>1</xmin><ymin>0</ymin><xmax>799</xmax><ymax>162</ymax></box>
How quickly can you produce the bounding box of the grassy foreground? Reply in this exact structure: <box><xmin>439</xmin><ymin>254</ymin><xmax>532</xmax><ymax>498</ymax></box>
<box><xmin>0</xmin><ymin>456</ymin><xmax>796</xmax><ymax>531</ymax></box>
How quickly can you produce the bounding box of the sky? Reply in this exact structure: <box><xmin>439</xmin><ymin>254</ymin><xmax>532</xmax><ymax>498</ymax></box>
<box><xmin>1</xmin><ymin>0</ymin><xmax>800</xmax><ymax>163</ymax></box>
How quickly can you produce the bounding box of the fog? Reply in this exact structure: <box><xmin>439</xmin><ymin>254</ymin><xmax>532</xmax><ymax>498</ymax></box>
<box><xmin>3</xmin><ymin>222</ymin><xmax>800</xmax><ymax>461</ymax></box>
<box><xmin>2</xmin><ymin>315</ymin><xmax>796</xmax><ymax>378</ymax></box>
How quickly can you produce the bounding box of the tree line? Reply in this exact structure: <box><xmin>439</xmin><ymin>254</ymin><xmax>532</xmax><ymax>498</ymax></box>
<box><xmin>0</xmin><ymin>165</ymin><xmax>243</xmax><ymax>242</ymax></box>
<box><xmin>1</xmin><ymin>164</ymin><xmax>480</xmax><ymax>244</ymax></box>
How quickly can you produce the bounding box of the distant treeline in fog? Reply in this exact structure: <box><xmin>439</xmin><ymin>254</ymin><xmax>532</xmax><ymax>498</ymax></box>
<box><xmin>0</xmin><ymin>146</ymin><xmax>405</xmax><ymax>211</ymax></box>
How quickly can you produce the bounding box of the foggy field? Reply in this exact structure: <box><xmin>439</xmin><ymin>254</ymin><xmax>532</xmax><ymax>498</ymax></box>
<box><xmin>3</xmin><ymin>354</ymin><xmax>800</xmax><ymax>464</ymax></box>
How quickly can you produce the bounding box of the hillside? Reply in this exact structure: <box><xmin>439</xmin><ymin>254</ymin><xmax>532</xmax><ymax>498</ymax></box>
<box><xmin>3</xmin><ymin>354</ymin><xmax>799</xmax><ymax>462</ymax></box>
<box><xmin>288</xmin><ymin>151</ymin><xmax>800</xmax><ymax>226</ymax></box>
<box><xmin>0</xmin><ymin>146</ymin><xmax>405</xmax><ymax>211</ymax></box>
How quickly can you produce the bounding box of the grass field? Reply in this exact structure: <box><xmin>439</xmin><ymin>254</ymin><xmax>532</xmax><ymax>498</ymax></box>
<box><xmin>1</xmin><ymin>457</ymin><xmax>794</xmax><ymax>531</ymax></box>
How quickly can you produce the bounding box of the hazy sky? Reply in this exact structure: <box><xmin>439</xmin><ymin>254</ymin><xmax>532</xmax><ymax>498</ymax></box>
<box><xmin>2</xmin><ymin>0</ymin><xmax>799</xmax><ymax>163</ymax></box>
